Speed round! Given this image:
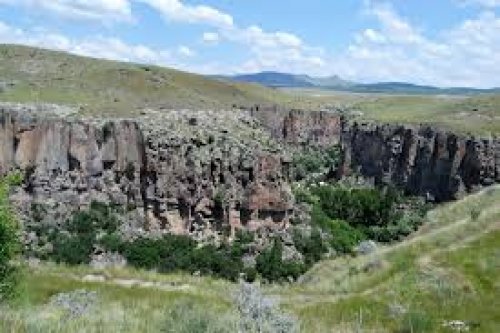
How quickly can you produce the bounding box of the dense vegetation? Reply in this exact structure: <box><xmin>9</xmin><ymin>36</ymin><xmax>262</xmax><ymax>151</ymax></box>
<box><xmin>0</xmin><ymin>173</ymin><xmax>22</xmax><ymax>302</ymax></box>
<box><xmin>25</xmin><ymin>177</ymin><xmax>430</xmax><ymax>283</ymax></box>
<box><xmin>291</xmin><ymin>146</ymin><xmax>341</xmax><ymax>181</ymax></box>
<box><xmin>294</xmin><ymin>183</ymin><xmax>430</xmax><ymax>253</ymax></box>
<box><xmin>26</xmin><ymin>201</ymin><xmax>330</xmax><ymax>283</ymax></box>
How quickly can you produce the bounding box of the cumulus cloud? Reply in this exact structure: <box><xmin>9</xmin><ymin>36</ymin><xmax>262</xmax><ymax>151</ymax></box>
<box><xmin>223</xmin><ymin>25</ymin><xmax>325</xmax><ymax>74</ymax></box>
<box><xmin>202</xmin><ymin>32</ymin><xmax>219</xmax><ymax>44</ymax></box>
<box><xmin>0</xmin><ymin>0</ymin><xmax>132</xmax><ymax>22</ymax></box>
<box><xmin>177</xmin><ymin>45</ymin><xmax>194</xmax><ymax>57</ymax></box>
<box><xmin>332</xmin><ymin>1</ymin><xmax>500</xmax><ymax>87</ymax></box>
<box><xmin>0</xmin><ymin>20</ymin><xmax>175</xmax><ymax>65</ymax></box>
<box><xmin>140</xmin><ymin>0</ymin><xmax>233</xmax><ymax>28</ymax></box>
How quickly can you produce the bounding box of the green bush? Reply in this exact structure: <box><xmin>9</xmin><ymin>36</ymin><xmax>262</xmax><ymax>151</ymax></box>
<box><xmin>256</xmin><ymin>239</ymin><xmax>305</xmax><ymax>282</ymax></box>
<box><xmin>43</xmin><ymin>201</ymin><xmax>122</xmax><ymax>265</ymax></box>
<box><xmin>296</xmin><ymin>184</ymin><xmax>427</xmax><ymax>247</ymax></box>
<box><xmin>0</xmin><ymin>173</ymin><xmax>22</xmax><ymax>302</ymax></box>
<box><xmin>328</xmin><ymin>220</ymin><xmax>366</xmax><ymax>253</ymax></box>
<box><xmin>123</xmin><ymin>235</ymin><xmax>245</xmax><ymax>281</ymax></box>
<box><xmin>293</xmin><ymin>228</ymin><xmax>327</xmax><ymax>266</ymax></box>
<box><xmin>292</xmin><ymin>146</ymin><xmax>341</xmax><ymax>180</ymax></box>
<box><xmin>312</xmin><ymin>186</ymin><xmax>399</xmax><ymax>228</ymax></box>
<box><xmin>51</xmin><ymin>233</ymin><xmax>94</xmax><ymax>265</ymax></box>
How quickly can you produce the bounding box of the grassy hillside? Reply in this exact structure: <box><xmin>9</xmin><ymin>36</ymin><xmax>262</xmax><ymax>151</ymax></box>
<box><xmin>2</xmin><ymin>186</ymin><xmax>499</xmax><ymax>332</ymax></box>
<box><xmin>285</xmin><ymin>88</ymin><xmax>500</xmax><ymax>135</ymax></box>
<box><xmin>0</xmin><ymin>44</ymin><xmax>313</xmax><ymax>117</ymax></box>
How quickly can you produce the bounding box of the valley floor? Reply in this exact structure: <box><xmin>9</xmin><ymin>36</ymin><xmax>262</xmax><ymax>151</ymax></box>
<box><xmin>2</xmin><ymin>186</ymin><xmax>500</xmax><ymax>332</ymax></box>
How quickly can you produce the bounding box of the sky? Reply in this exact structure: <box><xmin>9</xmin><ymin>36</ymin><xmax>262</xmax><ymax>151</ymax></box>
<box><xmin>0</xmin><ymin>0</ymin><xmax>499</xmax><ymax>88</ymax></box>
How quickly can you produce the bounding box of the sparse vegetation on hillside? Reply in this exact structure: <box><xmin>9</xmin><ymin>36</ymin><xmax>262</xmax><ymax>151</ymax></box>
<box><xmin>1</xmin><ymin>186</ymin><xmax>498</xmax><ymax>332</ymax></box>
<box><xmin>0</xmin><ymin>173</ymin><xmax>22</xmax><ymax>302</ymax></box>
<box><xmin>0</xmin><ymin>44</ymin><xmax>321</xmax><ymax>116</ymax></box>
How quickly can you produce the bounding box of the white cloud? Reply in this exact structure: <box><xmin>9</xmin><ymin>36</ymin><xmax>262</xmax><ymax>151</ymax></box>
<box><xmin>460</xmin><ymin>0</ymin><xmax>500</xmax><ymax>7</ymax></box>
<box><xmin>331</xmin><ymin>2</ymin><xmax>500</xmax><ymax>87</ymax></box>
<box><xmin>177</xmin><ymin>45</ymin><xmax>194</xmax><ymax>57</ymax></box>
<box><xmin>0</xmin><ymin>20</ymin><xmax>175</xmax><ymax>65</ymax></box>
<box><xmin>202</xmin><ymin>32</ymin><xmax>219</xmax><ymax>44</ymax></box>
<box><xmin>140</xmin><ymin>0</ymin><xmax>233</xmax><ymax>28</ymax></box>
<box><xmin>0</xmin><ymin>0</ymin><xmax>132</xmax><ymax>22</ymax></box>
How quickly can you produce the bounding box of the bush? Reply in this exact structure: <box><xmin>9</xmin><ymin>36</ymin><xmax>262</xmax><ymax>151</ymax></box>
<box><xmin>236</xmin><ymin>283</ymin><xmax>299</xmax><ymax>333</ymax></box>
<box><xmin>162</xmin><ymin>299</ymin><xmax>236</xmax><ymax>333</ymax></box>
<box><xmin>256</xmin><ymin>239</ymin><xmax>305</xmax><ymax>282</ymax></box>
<box><xmin>312</xmin><ymin>186</ymin><xmax>399</xmax><ymax>228</ymax></box>
<box><xmin>51</xmin><ymin>233</ymin><xmax>94</xmax><ymax>265</ymax></box>
<box><xmin>0</xmin><ymin>173</ymin><xmax>22</xmax><ymax>302</ymax></box>
<box><xmin>293</xmin><ymin>228</ymin><xmax>327</xmax><ymax>266</ymax></box>
<box><xmin>43</xmin><ymin>202</ymin><xmax>122</xmax><ymax>265</ymax></box>
<box><xmin>328</xmin><ymin>220</ymin><xmax>366</xmax><ymax>253</ymax></box>
<box><xmin>296</xmin><ymin>184</ymin><xmax>427</xmax><ymax>247</ymax></box>
<box><xmin>292</xmin><ymin>146</ymin><xmax>341</xmax><ymax>181</ymax></box>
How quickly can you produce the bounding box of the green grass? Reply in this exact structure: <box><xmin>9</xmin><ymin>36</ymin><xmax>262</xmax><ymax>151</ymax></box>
<box><xmin>2</xmin><ymin>186</ymin><xmax>499</xmax><ymax>332</ymax></box>
<box><xmin>280</xmin><ymin>185</ymin><xmax>500</xmax><ymax>332</ymax></box>
<box><xmin>2</xmin><ymin>44</ymin><xmax>499</xmax><ymax>135</ymax></box>
<box><xmin>0</xmin><ymin>44</ymin><xmax>317</xmax><ymax>117</ymax></box>
<box><xmin>286</xmin><ymin>88</ymin><xmax>500</xmax><ymax>135</ymax></box>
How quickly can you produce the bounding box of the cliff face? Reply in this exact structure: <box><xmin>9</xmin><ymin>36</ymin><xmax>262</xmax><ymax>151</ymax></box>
<box><xmin>0</xmin><ymin>107</ymin><xmax>294</xmax><ymax>238</ymax></box>
<box><xmin>1</xmin><ymin>105</ymin><xmax>499</xmax><ymax>237</ymax></box>
<box><xmin>339</xmin><ymin>122</ymin><xmax>500</xmax><ymax>201</ymax></box>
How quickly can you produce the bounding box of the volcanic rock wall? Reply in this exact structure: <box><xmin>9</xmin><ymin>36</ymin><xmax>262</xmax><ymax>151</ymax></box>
<box><xmin>249</xmin><ymin>106</ymin><xmax>499</xmax><ymax>201</ymax></box>
<box><xmin>0</xmin><ymin>107</ymin><xmax>293</xmax><ymax>238</ymax></box>
<box><xmin>338</xmin><ymin>122</ymin><xmax>500</xmax><ymax>201</ymax></box>
<box><xmin>1</xmin><ymin>105</ymin><xmax>499</xmax><ymax>237</ymax></box>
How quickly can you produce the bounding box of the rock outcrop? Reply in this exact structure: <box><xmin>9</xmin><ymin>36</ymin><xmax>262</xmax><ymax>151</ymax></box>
<box><xmin>0</xmin><ymin>107</ymin><xmax>294</xmax><ymax>238</ymax></box>
<box><xmin>1</xmin><ymin>104</ymin><xmax>499</xmax><ymax>238</ymax></box>
<box><xmin>338</xmin><ymin>122</ymin><xmax>500</xmax><ymax>201</ymax></box>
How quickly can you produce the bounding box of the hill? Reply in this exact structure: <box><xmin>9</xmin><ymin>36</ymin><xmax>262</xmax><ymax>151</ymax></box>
<box><xmin>222</xmin><ymin>71</ymin><xmax>500</xmax><ymax>95</ymax></box>
<box><xmin>0</xmin><ymin>44</ymin><xmax>309</xmax><ymax>116</ymax></box>
<box><xmin>2</xmin><ymin>185</ymin><xmax>499</xmax><ymax>332</ymax></box>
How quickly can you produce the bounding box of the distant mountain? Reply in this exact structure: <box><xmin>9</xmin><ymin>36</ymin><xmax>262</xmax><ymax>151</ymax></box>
<box><xmin>219</xmin><ymin>72</ymin><xmax>316</xmax><ymax>88</ymax></box>
<box><xmin>216</xmin><ymin>72</ymin><xmax>500</xmax><ymax>95</ymax></box>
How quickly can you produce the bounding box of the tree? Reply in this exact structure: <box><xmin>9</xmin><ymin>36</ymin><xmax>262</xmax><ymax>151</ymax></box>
<box><xmin>0</xmin><ymin>173</ymin><xmax>22</xmax><ymax>302</ymax></box>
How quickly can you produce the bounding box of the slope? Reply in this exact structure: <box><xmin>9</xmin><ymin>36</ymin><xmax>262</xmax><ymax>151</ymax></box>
<box><xmin>0</xmin><ymin>44</ymin><xmax>306</xmax><ymax>117</ymax></box>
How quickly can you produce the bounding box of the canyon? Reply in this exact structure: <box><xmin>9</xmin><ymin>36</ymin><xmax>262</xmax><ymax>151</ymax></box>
<box><xmin>1</xmin><ymin>104</ymin><xmax>499</xmax><ymax>238</ymax></box>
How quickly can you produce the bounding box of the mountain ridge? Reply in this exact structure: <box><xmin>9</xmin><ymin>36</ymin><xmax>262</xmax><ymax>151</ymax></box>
<box><xmin>218</xmin><ymin>71</ymin><xmax>500</xmax><ymax>95</ymax></box>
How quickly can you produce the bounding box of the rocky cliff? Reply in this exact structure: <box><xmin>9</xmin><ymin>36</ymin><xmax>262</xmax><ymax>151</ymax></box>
<box><xmin>1</xmin><ymin>104</ymin><xmax>499</xmax><ymax>237</ymax></box>
<box><xmin>338</xmin><ymin>122</ymin><xmax>500</xmax><ymax>201</ymax></box>
<box><xmin>0</xmin><ymin>106</ymin><xmax>294</xmax><ymax>239</ymax></box>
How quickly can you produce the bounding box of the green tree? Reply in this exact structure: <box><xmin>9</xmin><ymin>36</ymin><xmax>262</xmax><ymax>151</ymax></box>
<box><xmin>0</xmin><ymin>173</ymin><xmax>22</xmax><ymax>302</ymax></box>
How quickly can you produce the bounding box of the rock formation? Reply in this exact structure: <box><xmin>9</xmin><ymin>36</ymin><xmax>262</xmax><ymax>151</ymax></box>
<box><xmin>1</xmin><ymin>104</ymin><xmax>498</xmax><ymax>237</ymax></box>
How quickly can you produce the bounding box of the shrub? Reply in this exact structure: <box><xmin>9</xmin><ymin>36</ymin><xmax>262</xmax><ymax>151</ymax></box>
<box><xmin>292</xmin><ymin>145</ymin><xmax>341</xmax><ymax>181</ymax></box>
<box><xmin>43</xmin><ymin>201</ymin><xmax>122</xmax><ymax>265</ymax></box>
<box><xmin>328</xmin><ymin>220</ymin><xmax>366</xmax><ymax>254</ymax></box>
<box><xmin>0</xmin><ymin>173</ymin><xmax>22</xmax><ymax>302</ymax></box>
<box><xmin>470</xmin><ymin>208</ymin><xmax>480</xmax><ymax>221</ymax></box>
<box><xmin>162</xmin><ymin>299</ymin><xmax>236</xmax><ymax>333</ymax></box>
<box><xmin>312</xmin><ymin>186</ymin><xmax>399</xmax><ymax>228</ymax></box>
<box><xmin>51</xmin><ymin>233</ymin><xmax>94</xmax><ymax>265</ymax></box>
<box><xmin>293</xmin><ymin>228</ymin><xmax>327</xmax><ymax>266</ymax></box>
<box><xmin>236</xmin><ymin>283</ymin><xmax>299</xmax><ymax>333</ymax></box>
<box><xmin>256</xmin><ymin>239</ymin><xmax>305</xmax><ymax>282</ymax></box>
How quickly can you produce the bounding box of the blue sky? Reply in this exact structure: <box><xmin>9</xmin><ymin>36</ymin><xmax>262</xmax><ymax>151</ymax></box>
<box><xmin>0</xmin><ymin>0</ymin><xmax>499</xmax><ymax>87</ymax></box>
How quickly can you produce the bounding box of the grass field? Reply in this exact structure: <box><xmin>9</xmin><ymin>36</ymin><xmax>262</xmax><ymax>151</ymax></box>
<box><xmin>285</xmin><ymin>88</ymin><xmax>500</xmax><ymax>135</ymax></box>
<box><xmin>2</xmin><ymin>44</ymin><xmax>500</xmax><ymax>135</ymax></box>
<box><xmin>2</xmin><ymin>185</ymin><xmax>499</xmax><ymax>332</ymax></box>
<box><xmin>0</xmin><ymin>44</ymin><xmax>318</xmax><ymax>117</ymax></box>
